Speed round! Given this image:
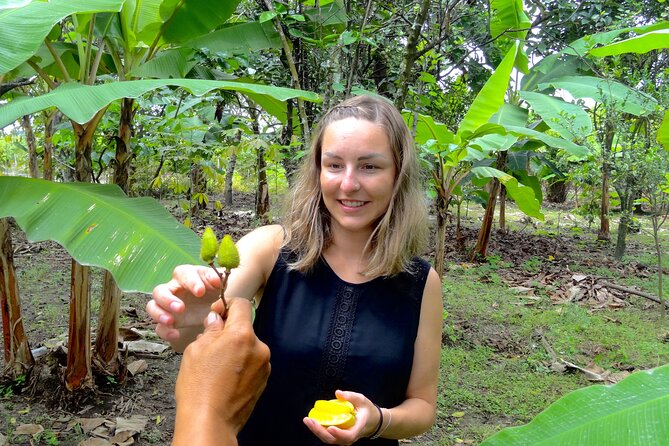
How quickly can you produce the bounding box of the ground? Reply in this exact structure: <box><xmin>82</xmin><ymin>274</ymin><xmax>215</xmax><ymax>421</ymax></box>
<box><xmin>1</xmin><ymin>196</ymin><xmax>668</xmax><ymax>445</ymax></box>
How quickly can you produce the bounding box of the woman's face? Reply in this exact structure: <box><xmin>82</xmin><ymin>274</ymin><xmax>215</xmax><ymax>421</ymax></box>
<box><xmin>319</xmin><ymin>117</ymin><xmax>397</xmax><ymax>237</ymax></box>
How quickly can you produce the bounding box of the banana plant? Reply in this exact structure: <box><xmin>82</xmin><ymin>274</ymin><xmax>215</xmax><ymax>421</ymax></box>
<box><xmin>0</xmin><ymin>0</ymin><xmax>319</xmax><ymax>390</ymax></box>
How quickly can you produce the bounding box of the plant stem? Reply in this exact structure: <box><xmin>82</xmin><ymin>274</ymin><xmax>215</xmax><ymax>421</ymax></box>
<box><xmin>208</xmin><ymin>263</ymin><xmax>229</xmax><ymax>318</ymax></box>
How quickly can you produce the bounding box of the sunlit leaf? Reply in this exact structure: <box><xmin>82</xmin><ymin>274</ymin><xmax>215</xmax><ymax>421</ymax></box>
<box><xmin>0</xmin><ymin>177</ymin><xmax>202</xmax><ymax>293</ymax></box>
<box><xmin>0</xmin><ymin>79</ymin><xmax>320</xmax><ymax>128</ymax></box>
<box><xmin>589</xmin><ymin>29</ymin><xmax>669</xmax><ymax>57</ymax></box>
<box><xmin>481</xmin><ymin>364</ymin><xmax>669</xmax><ymax>445</ymax></box>
<box><xmin>519</xmin><ymin>91</ymin><xmax>592</xmax><ymax>140</ymax></box>
<box><xmin>470</xmin><ymin>166</ymin><xmax>543</xmax><ymax>220</ymax></box>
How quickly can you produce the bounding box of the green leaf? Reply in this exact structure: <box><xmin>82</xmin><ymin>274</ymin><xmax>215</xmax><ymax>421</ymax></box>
<box><xmin>490</xmin><ymin>0</ymin><xmax>531</xmax><ymax>41</ymax></box>
<box><xmin>589</xmin><ymin>29</ymin><xmax>669</xmax><ymax>57</ymax></box>
<box><xmin>520</xmin><ymin>54</ymin><xmax>584</xmax><ymax>92</ymax></box>
<box><xmin>127</xmin><ymin>47</ymin><xmax>197</xmax><ymax>79</ymax></box>
<box><xmin>470</xmin><ymin>166</ymin><xmax>543</xmax><ymax>220</ymax></box>
<box><xmin>658</xmin><ymin>112</ymin><xmax>669</xmax><ymax>151</ymax></box>
<box><xmin>0</xmin><ymin>177</ymin><xmax>202</xmax><ymax>293</ymax></box>
<box><xmin>565</xmin><ymin>21</ymin><xmax>669</xmax><ymax>56</ymax></box>
<box><xmin>159</xmin><ymin>0</ymin><xmax>242</xmax><ymax>44</ymax></box>
<box><xmin>456</xmin><ymin>41</ymin><xmax>520</xmax><ymax>142</ymax></box>
<box><xmin>259</xmin><ymin>10</ymin><xmax>278</xmax><ymax>23</ymax></box>
<box><xmin>186</xmin><ymin>21</ymin><xmax>281</xmax><ymax>54</ymax></box>
<box><xmin>403</xmin><ymin>112</ymin><xmax>454</xmax><ymax>146</ymax></box>
<box><xmin>0</xmin><ymin>0</ymin><xmax>125</xmax><ymax>74</ymax></box>
<box><xmin>489</xmin><ymin>104</ymin><xmax>528</xmax><ymax>127</ymax></box>
<box><xmin>481</xmin><ymin>364</ymin><xmax>669</xmax><ymax>445</ymax></box>
<box><xmin>503</xmin><ymin>124</ymin><xmax>590</xmax><ymax>159</ymax></box>
<box><xmin>538</xmin><ymin>76</ymin><xmax>658</xmax><ymax>117</ymax></box>
<box><xmin>519</xmin><ymin>91</ymin><xmax>592</xmax><ymax>140</ymax></box>
<box><xmin>0</xmin><ymin>79</ymin><xmax>320</xmax><ymax>128</ymax></box>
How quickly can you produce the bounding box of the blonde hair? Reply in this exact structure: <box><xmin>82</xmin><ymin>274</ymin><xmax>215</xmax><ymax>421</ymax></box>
<box><xmin>282</xmin><ymin>95</ymin><xmax>428</xmax><ymax>277</ymax></box>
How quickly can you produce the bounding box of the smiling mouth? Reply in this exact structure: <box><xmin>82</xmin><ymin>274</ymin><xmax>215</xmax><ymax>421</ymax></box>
<box><xmin>340</xmin><ymin>200</ymin><xmax>366</xmax><ymax>208</ymax></box>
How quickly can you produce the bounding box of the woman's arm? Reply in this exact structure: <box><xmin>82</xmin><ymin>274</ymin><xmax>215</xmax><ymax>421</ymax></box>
<box><xmin>147</xmin><ymin>224</ymin><xmax>284</xmax><ymax>351</ymax></box>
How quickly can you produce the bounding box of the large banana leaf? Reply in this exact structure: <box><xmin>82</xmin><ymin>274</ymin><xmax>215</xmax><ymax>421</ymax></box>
<box><xmin>470</xmin><ymin>166</ymin><xmax>543</xmax><ymax>220</ymax></box>
<box><xmin>480</xmin><ymin>363</ymin><xmax>669</xmax><ymax>445</ymax></box>
<box><xmin>456</xmin><ymin>41</ymin><xmax>520</xmax><ymax>141</ymax></box>
<box><xmin>589</xmin><ymin>29</ymin><xmax>669</xmax><ymax>57</ymax></box>
<box><xmin>186</xmin><ymin>21</ymin><xmax>281</xmax><ymax>54</ymax></box>
<box><xmin>0</xmin><ymin>79</ymin><xmax>320</xmax><ymax>129</ymax></box>
<box><xmin>538</xmin><ymin>76</ymin><xmax>658</xmax><ymax>117</ymax></box>
<box><xmin>490</xmin><ymin>0</ymin><xmax>530</xmax><ymax>41</ymax></box>
<box><xmin>0</xmin><ymin>177</ymin><xmax>202</xmax><ymax>294</ymax></box>
<box><xmin>563</xmin><ymin>21</ymin><xmax>669</xmax><ymax>57</ymax></box>
<box><xmin>159</xmin><ymin>0</ymin><xmax>241</xmax><ymax>45</ymax></box>
<box><xmin>503</xmin><ymin>124</ymin><xmax>589</xmax><ymax>159</ymax></box>
<box><xmin>519</xmin><ymin>91</ymin><xmax>592</xmax><ymax>140</ymax></box>
<box><xmin>0</xmin><ymin>0</ymin><xmax>124</xmax><ymax>74</ymax></box>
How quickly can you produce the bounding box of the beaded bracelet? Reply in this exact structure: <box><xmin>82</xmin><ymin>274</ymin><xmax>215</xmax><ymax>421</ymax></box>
<box><xmin>368</xmin><ymin>403</ymin><xmax>383</xmax><ymax>439</ymax></box>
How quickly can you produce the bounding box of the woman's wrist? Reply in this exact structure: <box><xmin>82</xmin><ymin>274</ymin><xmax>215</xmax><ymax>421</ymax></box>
<box><xmin>369</xmin><ymin>407</ymin><xmax>392</xmax><ymax>440</ymax></box>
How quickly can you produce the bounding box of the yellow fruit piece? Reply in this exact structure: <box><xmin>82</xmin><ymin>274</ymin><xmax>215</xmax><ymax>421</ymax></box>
<box><xmin>308</xmin><ymin>399</ymin><xmax>356</xmax><ymax>429</ymax></box>
<box><xmin>314</xmin><ymin>399</ymin><xmax>355</xmax><ymax>414</ymax></box>
<box><xmin>199</xmin><ymin>227</ymin><xmax>218</xmax><ymax>264</ymax></box>
<box><xmin>216</xmin><ymin>234</ymin><xmax>240</xmax><ymax>270</ymax></box>
<box><xmin>308</xmin><ymin>408</ymin><xmax>356</xmax><ymax>429</ymax></box>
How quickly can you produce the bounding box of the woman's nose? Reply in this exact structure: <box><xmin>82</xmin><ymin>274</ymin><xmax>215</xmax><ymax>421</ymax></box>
<box><xmin>340</xmin><ymin>169</ymin><xmax>360</xmax><ymax>192</ymax></box>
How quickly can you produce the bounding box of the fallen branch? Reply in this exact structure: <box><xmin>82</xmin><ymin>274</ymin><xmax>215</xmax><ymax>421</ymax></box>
<box><xmin>600</xmin><ymin>280</ymin><xmax>668</xmax><ymax>309</ymax></box>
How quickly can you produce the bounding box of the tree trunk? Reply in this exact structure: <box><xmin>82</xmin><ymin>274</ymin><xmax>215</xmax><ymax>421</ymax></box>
<box><xmin>256</xmin><ymin>148</ymin><xmax>270</xmax><ymax>225</ymax></box>
<box><xmin>547</xmin><ymin>179</ymin><xmax>568</xmax><ymax>203</ymax></box>
<box><xmin>651</xmin><ymin>216</ymin><xmax>665</xmax><ymax>305</ymax></box>
<box><xmin>225</xmin><ymin>130</ymin><xmax>242</xmax><ymax>207</ymax></box>
<box><xmin>434</xmin><ymin>193</ymin><xmax>449</xmax><ymax>278</ymax></box>
<box><xmin>93</xmin><ymin>270</ymin><xmax>123</xmax><ymax>376</ymax></box>
<box><xmin>614</xmin><ymin>191</ymin><xmax>635</xmax><ymax>261</ymax></box>
<box><xmin>114</xmin><ymin>98</ymin><xmax>134</xmax><ymax>193</ymax></box>
<box><xmin>189</xmin><ymin>163</ymin><xmax>207</xmax><ymax>211</ymax></box>
<box><xmin>43</xmin><ymin>111</ymin><xmax>58</xmax><ymax>181</ymax></box>
<box><xmin>280</xmin><ymin>100</ymin><xmax>299</xmax><ymax>186</ymax></box>
<box><xmin>65</xmin><ymin>259</ymin><xmax>93</xmax><ymax>391</ymax></box>
<box><xmin>598</xmin><ymin>121</ymin><xmax>614</xmax><ymax>241</ymax></box>
<box><xmin>471</xmin><ymin>179</ymin><xmax>500</xmax><ymax>260</ymax></box>
<box><xmin>21</xmin><ymin>115</ymin><xmax>39</xmax><ymax>178</ymax></box>
<box><xmin>394</xmin><ymin>0</ymin><xmax>431</xmax><ymax>109</ymax></box>
<box><xmin>65</xmin><ymin>118</ymin><xmax>100</xmax><ymax>391</ymax></box>
<box><xmin>499</xmin><ymin>185</ymin><xmax>507</xmax><ymax>234</ymax></box>
<box><xmin>0</xmin><ymin>218</ymin><xmax>34</xmax><ymax>379</ymax></box>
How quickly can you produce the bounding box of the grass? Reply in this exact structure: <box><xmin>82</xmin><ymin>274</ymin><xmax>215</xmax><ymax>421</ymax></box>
<box><xmin>409</xmin><ymin>203</ymin><xmax>669</xmax><ymax>445</ymax></box>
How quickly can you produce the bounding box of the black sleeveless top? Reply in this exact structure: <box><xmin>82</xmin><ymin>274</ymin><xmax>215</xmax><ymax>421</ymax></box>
<box><xmin>238</xmin><ymin>249</ymin><xmax>431</xmax><ymax>445</ymax></box>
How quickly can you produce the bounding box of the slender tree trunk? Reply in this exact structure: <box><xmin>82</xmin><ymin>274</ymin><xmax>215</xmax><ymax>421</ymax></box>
<box><xmin>394</xmin><ymin>0</ymin><xmax>431</xmax><ymax>109</ymax></box>
<box><xmin>249</xmin><ymin>108</ymin><xmax>270</xmax><ymax>224</ymax></box>
<box><xmin>114</xmin><ymin>98</ymin><xmax>134</xmax><ymax>193</ymax></box>
<box><xmin>499</xmin><ymin>186</ymin><xmax>507</xmax><ymax>234</ymax></box>
<box><xmin>21</xmin><ymin>115</ymin><xmax>39</xmax><ymax>178</ymax></box>
<box><xmin>471</xmin><ymin>179</ymin><xmax>500</xmax><ymax>260</ymax></box>
<box><xmin>614</xmin><ymin>190</ymin><xmax>635</xmax><ymax>261</ymax></box>
<box><xmin>43</xmin><ymin>111</ymin><xmax>58</xmax><ymax>181</ymax></box>
<box><xmin>225</xmin><ymin>130</ymin><xmax>242</xmax><ymax>207</ymax></box>
<box><xmin>651</xmin><ymin>216</ymin><xmax>665</xmax><ymax>305</ymax></box>
<box><xmin>280</xmin><ymin>100</ymin><xmax>299</xmax><ymax>186</ymax></box>
<box><xmin>434</xmin><ymin>193</ymin><xmax>449</xmax><ymax>277</ymax></box>
<box><xmin>189</xmin><ymin>163</ymin><xmax>207</xmax><ymax>211</ymax></box>
<box><xmin>598</xmin><ymin>121</ymin><xmax>614</xmax><ymax>241</ymax></box>
<box><xmin>0</xmin><ymin>218</ymin><xmax>34</xmax><ymax>379</ymax></box>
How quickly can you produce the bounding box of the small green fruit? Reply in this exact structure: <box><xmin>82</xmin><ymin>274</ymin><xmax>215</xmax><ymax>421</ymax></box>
<box><xmin>217</xmin><ymin>234</ymin><xmax>240</xmax><ymax>270</ymax></box>
<box><xmin>199</xmin><ymin>227</ymin><xmax>218</xmax><ymax>264</ymax></box>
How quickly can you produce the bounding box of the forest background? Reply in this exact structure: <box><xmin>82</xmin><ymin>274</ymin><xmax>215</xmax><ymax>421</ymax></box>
<box><xmin>1</xmin><ymin>0</ymin><xmax>669</xmax><ymax>444</ymax></box>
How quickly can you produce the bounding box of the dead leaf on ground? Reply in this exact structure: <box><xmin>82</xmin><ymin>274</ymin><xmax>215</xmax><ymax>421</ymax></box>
<box><xmin>110</xmin><ymin>430</ymin><xmax>135</xmax><ymax>445</ymax></box>
<box><xmin>78</xmin><ymin>439</ymin><xmax>112</xmax><ymax>446</ymax></box>
<box><xmin>124</xmin><ymin>340</ymin><xmax>168</xmax><ymax>355</ymax></box>
<box><xmin>67</xmin><ymin>418</ymin><xmax>108</xmax><ymax>433</ymax></box>
<box><xmin>13</xmin><ymin>424</ymin><xmax>44</xmax><ymax>436</ymax></box>
<box><xmin>115</xmin><ymin>416</ymin><xmax>148</xmax><ymax>436</ymax></box>
<box><xmin>0</xmin><ymin>433</ymin><xmax>7</xmax><ymax>446</ymax></box>
<box><xmin>127</xmin><ymin>360</ymin><xmax>148</xmax><ymax>376</ymax></box>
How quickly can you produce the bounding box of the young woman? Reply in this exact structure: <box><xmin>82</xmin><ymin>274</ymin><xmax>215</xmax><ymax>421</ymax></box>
<box><xmin>148</xmin><ymin>95</ymin><xmax>443</xmax><ymax>445</ymax></box>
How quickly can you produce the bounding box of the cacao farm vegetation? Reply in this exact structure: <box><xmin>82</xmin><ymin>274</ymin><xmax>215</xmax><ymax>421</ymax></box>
<box><xmin>1</xmin><ymin>0</ymin><xmax>669</xmax><ymax>444</ymax></box>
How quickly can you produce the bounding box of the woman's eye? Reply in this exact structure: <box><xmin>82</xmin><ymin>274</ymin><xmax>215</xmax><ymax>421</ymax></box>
<box><xmin>362</xmin><ymin>164</ymin><xmax>378</xmax><ymax>170</ymax></box>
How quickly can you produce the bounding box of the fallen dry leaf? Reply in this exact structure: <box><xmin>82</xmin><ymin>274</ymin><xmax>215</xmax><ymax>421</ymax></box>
<box><xmin>13</xmin><ymin>424</ymin><xmax>44</xmax><ymax>436</ymax></box>
<box><xmin>127</xmin><ymin>360</ymin><xmax>148</xmax><ymax>376</ymax></box>
<box><xmin>68</xmin><ymin>418</ymin><xmax>108</xmax><ymax>433</ymax></box>
<box><xmin>115</xmin><ymin>416</ymin><xmax>148</xmax><ymax>436</ymax></box>
<box><xmin>78</xmin><ymin>438</ymin><xmax>112</xmax><ymax>446</ymax></box>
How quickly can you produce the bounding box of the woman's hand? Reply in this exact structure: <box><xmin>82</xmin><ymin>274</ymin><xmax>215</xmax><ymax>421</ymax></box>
<box><xmin>303</xmin><ymin>390</ymin><xmax>381</xmax><ymax>445</ymax></box>
<box><xmin>146</xmin><ymin>264</ymin><xmax>226</xmax><ymax>351</ymax></box>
